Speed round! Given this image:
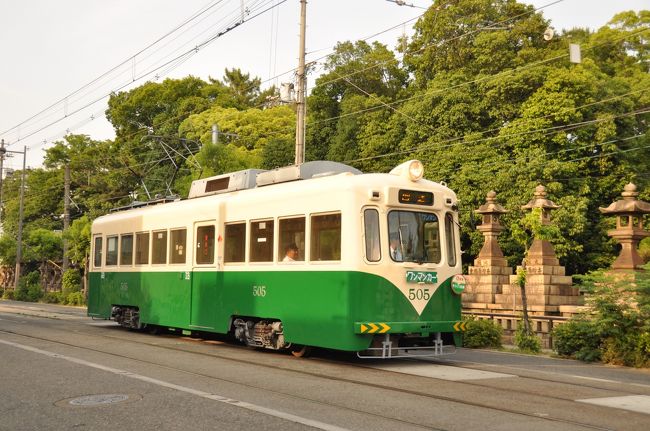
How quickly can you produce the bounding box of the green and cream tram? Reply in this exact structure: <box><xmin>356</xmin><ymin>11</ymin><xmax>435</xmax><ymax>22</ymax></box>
<box><xmin>88</xmin><ymin>160</ymin><xmax>465</xmax><ymax>358</ymax></box>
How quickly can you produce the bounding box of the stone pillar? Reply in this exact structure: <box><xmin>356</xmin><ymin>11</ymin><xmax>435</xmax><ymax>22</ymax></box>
<box><xmin>599</xmin><ymin>183</ymin><xmax>650</xmax><ymax>271</ymax></box>
<box><xmin>497</xmin><ymin>185</ymin><xmax>581</xmax><ymax>315</ymax></box>
<box><xmin>464</xmin><ymin>191</ymin><xmax>513</xmax><ymax>312</ymax></box>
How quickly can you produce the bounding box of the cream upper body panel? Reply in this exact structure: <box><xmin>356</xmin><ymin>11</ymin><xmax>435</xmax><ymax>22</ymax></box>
<box><xmin>91</xmin><ymin>170</ymin><xmax>459</xmax><ymax>274</ymax></box>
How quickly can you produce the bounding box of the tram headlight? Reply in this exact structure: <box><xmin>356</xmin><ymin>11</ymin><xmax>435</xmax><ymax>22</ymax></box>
<box><xmin>389</xmin><ymin>160</ymin><xmax>424</xmax><ymax>182</ymax></box>
<box><xmin>407</xmin><ymin>160</ymin><xmax>424</xmax><ymax>181</ymax></box>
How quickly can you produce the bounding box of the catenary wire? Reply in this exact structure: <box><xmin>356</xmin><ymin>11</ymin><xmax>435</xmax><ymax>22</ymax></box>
<box><xmin>0</xmin><ymin>0</ymin><xmax>228</xmax><ymax>137</ymax></box>
<box><xmin>4</xmin><ymin>0</ymin><xmax>287</xmax><ymax>149</ymax></box>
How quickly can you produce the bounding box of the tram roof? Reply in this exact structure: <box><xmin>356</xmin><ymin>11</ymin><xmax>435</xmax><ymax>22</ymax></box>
<box><xmin>95</xmin><ymin>161</ymin><xmax>455</xmax><ymax>223</ymax></box>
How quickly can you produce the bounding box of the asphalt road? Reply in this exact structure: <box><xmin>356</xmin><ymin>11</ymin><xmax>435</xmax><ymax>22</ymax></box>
<box><xmin>1</xmin><ymin>299</ymin><xmax>649</xmax><ymax>431</ymax></box>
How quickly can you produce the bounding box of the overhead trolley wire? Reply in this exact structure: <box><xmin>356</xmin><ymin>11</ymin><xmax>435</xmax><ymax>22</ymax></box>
<box><xmin>313</xmin><ymin>0</ymin><xmax>567</xmax><ymax>89</ymax></box>
<box><xmin>345</xmin><ymin>106</ymin><xmax>650</xmax><ymax>164</ymax></box>
<box><xmin>21</xmin><ymin>1</ymin><xmax>426</xmax><ymax>153</ymax></box>
<box><xmin>0</xmin><ymin>0</ymin><xmax>228</xmax><ymax>138</ymax></box>
<box><xmin>3</xmin><ymin>0</ymin><xmax>287</xmax><ymax>149</ymax></box>
<box><xmin>5</xmin><ymin>0</ymin><xmax>565</xmax><ymax>152</ymax></box>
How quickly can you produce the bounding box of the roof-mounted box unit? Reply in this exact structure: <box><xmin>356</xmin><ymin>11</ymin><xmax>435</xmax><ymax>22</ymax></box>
<box><xmin>188</xmin><ymin>169</ymin><xmax>267</xmax><ymax>198</ymax></box>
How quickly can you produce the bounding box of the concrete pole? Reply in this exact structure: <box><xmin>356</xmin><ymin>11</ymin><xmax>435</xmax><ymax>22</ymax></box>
<box><xmin>0</xmin><ymin>139</ymin><xmax>5</xmax><ymax>213</ymax></box>
<box><xmin>14</xmin><ymin>146</ymin><xmax>26</xmax><ymax>289</ymax></box>
<box><xmin>62</xmin><ymin>163</ymin><xmax>70</xmax><ymax>273</ymax></box>
<box><xmin>212</xmin><ymin>124</ymin><xmax>219</xmax><ymax>145</ymax></box>
<box><xmin>294</xmin><ymin>0</ymin><xmax>307</xmax><ymax>165</ymax></box>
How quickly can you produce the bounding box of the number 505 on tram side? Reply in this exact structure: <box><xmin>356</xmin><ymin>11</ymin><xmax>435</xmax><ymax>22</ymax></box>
<box><xmin>88</xmin><ymin>160</ymin><xmax>465</xmax><ymax>358</ymax></box>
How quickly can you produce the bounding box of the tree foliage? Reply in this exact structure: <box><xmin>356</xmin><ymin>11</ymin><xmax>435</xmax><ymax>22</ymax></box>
<box><xmin>554</xmin><ymin>270</ymin><xmax>650</xmax><ymax>367</ymax></box>
<box><xmin>1</xmin><ymin>1</ymin><xmax>648</xmax><ymax>294</ymax></box>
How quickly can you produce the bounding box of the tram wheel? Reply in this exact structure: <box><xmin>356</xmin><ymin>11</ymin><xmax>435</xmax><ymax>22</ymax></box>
<box><xmin>290</xmin><ymin>345</ymin><xmax>312</xmax><ymax>358</ymax></box>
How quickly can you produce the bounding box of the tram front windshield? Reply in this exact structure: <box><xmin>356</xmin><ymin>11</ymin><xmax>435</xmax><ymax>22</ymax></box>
<box><xmin>388</xmin><ymin>210</ymin><xmax>441</xmax><ymax>263</ymax></box>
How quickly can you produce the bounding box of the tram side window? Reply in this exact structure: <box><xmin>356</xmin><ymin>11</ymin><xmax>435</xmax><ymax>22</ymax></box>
<box><xmin>250</xmin><ymin>220</ymin><xmax>274</xmax><ymax>262</ymax></box>
<box><xmin>105</xmin><ymin>236</ymin><xmax>118</xmax><ymax>266</ymax></box>
<box><xmin>152</xmin><ymin>230</ymin><xmax>168</xmax><ymax>264</ymax></box>
<box><xmin>311</xmin><ymin>213</ymin><xmax>341</xmax><ymax>261</ymax></box>
<box><xmin>169</xmin><ymin>228</ymin><xmax>187</xmax><ymax>264</ymax></box>
<box><xmin>93</xmin><ymin>236</ymin><xmax>103</xmax><ymax>268</ymax></box>
<box><xmin>120</xmin><ymin>234</ymin><xmax>133</xmax><ymax>266</ymax></box>
<box><xmin>135</xmin><ymin>232</ymin><xmax>150</xmax><ymax>265</ymax></box>
<box><xmin>224</xmin><ymin>223</ymin><xmax>245</xmax><ymax>263</ymax></box>
<box><xmin>445</xmin><ymin>213</ymin><xmax>457</xmax><ymax>267</ymax></box>
<box><xmin>196</xmin><ymin>225</ymin><xmax>215</xmax><ymax>265</ymax></box>
<box><xmin>278</xmin><ymin>217</ymin><xmax>305</xmax><ymax>262</ymax></box>
<box><xmin>364</xmin><ymin>209</ymin><xmax>381</xmax><ymax>262</ymax></box>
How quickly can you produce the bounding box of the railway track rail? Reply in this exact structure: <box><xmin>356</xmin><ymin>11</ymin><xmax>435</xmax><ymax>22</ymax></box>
<box><xmin>1</xmin><ymin>313</ymin><xmax>640</xmax><ymax>430</ymax></box>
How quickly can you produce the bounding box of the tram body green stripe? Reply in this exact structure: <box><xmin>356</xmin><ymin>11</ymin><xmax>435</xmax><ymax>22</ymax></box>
<box><xmin>88</xmin><ymin>271</ymin><xmax>461</xmax><ymax>351</ymax></box>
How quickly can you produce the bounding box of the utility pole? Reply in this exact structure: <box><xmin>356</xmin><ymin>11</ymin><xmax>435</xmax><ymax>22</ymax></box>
<box><xmin>294</xmin><ymin>0</ymin><xmax>307</xmax><ymax>165</ymax></box>
<box><xmin>14</xmin><ymin>146</ymin><xmax>26</xmax><ymax>289</ymax></box>
<box><xmin>62</xmin><ymin>163</ymin><xmax>70</xmax><ymax>273</ymax></box>
<box><xmin>0</xmin><ymin>139</ymin><xmax>5</xmax><ymax>214</ymax></box>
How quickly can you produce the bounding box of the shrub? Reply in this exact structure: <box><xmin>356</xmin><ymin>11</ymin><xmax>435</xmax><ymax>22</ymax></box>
<box><xmin>66</xmin><ymin>291</ymin><xmax>85</xmax><ymax>306</ymax></box>
<box><xmin>15</xmin><ymin>271</ymin><xmax>42</xmax><ymax>302</ymax></box>
<box><xmin>27</xmin><ymin>283</ymin><xmax>43</xmax><ymax>302</ymax></box>
<box><xmin>462</xmin><ymin>317</ymin><xmax>503</xmax><ymax>348</ymax></box>
<box><xmin>42</xmin><ymin>291</ymin><xmax>65</xmax><ymax>304</ymax></box>
<box><xmin>2</xmin><ymin>289</ymin><xmax>15</xmax><ymax>300</ymax></box>
<box><xmin>601</xmin><ymin>332</ymin><xmax>650</xmax><ymax>368</ymax></box>
<box><xmin>639</xmin><ymin>238</ymin><xmax>650</xmax><ymax>263</ymax></box>
<box><xmin>515</xmin><ymin>324</ymin><xmax>541</xmax><ymax>353</ymax></box>
<box><xmin>557</xmin><ymin>270</ymin><xmax>650</xmax><ymax>367</ymax></box>
<box><xmin>553</xmin><ymin>319</ymin><xmax>601</xmax><ymax>362</ymax></box>
<box><xmin>14</xmin><ymin>285</ymin><xmax>28</xmax><ymax>301</ymax></box>
<box><xmin>62</xmin><ymin>269</ymin><xmax>82</xmax><ymax>296</ymax></box>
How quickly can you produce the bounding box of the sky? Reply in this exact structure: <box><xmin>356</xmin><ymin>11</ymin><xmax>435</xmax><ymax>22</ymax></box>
<box><xmin>0</xmin><ymin>0</ymin><xmax>647</xmax><ymax>169</ymax></box>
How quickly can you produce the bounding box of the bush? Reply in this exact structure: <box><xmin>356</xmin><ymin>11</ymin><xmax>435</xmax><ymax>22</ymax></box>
<box><xmin>62</xmin><ymin>269</ymin><xmax>82</xmax><ymax>296</ymax></box>
<box><xmin>2</xmin><ymin>289</ymin><xmax>15</xmax><ymax>300</ymax></box>
<box><xmin>554</xmin><ymin>270</ymin><xmax>650</xmax><ymax>367</ymax></box>
<box><xmin>42</xmin><ymin>291</ymin><xmax>65</xmax><ymax>304</ymax></box>
<box><xmin>515</xmin><ymin>324</ymin><xmax>541</xmax><ymax>353</ymax></box>
<box><xmin>463</xmin><ymin>317</ymin><xmax>503</xmax><ymax>348</ymax></box>
<box><xmin>66</xmin><ymin>291</ymin><xmax>85</xmax><ymax>306</ymax></box>
<box><xmin>639</xmin><ymin>238</ymin><xmax>650</xmax><ymax>263</ymax></box>
<box><xmin>15</xmin><ymin>271</ymin><xmax>42</xmax><ymax>302</ymax></box>
<box><xmin>553</xmin><ymin>319</ymin><xmax>601</xmax><ymax>362</ymax></box>
<box><xmin>27</xmin><ymin>283</ymin><xmax>43</xmax><ymax>302</ymax></box>
<box><xmin>601</xmin><ymin>332</ymin><xmax>650</xmax><ymax>368</ymax></box>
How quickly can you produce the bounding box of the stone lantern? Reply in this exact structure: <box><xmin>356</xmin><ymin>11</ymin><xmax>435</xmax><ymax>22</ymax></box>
<box><xmin>521</xmin><ymin>185</ymin><xmax>561</xmax><ymax>262</ymax></box>
<box><xmin>522</xmin><ymin>184</ymin><xmax>561</xmax><ymax>226</ymax></box>
<box><xmin>475</xmin><ymin>191</ymin><xmax>508</xmax><ymax>264</ymax></box>
<box><xmin>500</xmin><ymin>184</ymin><xmax>578</xmax><ymax>315</ymax></box>
<box><xmin>464</xmin><ymin>191</ymin><xmax>513</xmax><ymax>309</ymax></box>
<box><xmin>599</xmin><ymin>183</ymin><xmax>650</xmax><ymax>271</ymax></box>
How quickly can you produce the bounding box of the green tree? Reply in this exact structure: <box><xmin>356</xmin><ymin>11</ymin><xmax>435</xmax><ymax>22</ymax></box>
<box><xmin>220</xmin><ymin>68</ymin><xmax>276</xmax><ymax>110</ymax></box>
<box><xmin>179</xmin><ymin>105</ymin><xmax>295</xmax><ymax>180</ymax></box>
<box><xmin>306</xmin><ymin>40</ymin><xmax>407</xmax><ymax>164</ymax></box>
<box><xmin>405</xmin><ymin>0</ymin><xmax>549</xmax><ymax>82</ymax></box>
<box><xmin>44</xmin><ymin>134</ymin><xmax>129</xmax><ymax>218</ymax></box>
<box><xmin>106</xmin><ymin>76</ymin><xmax>210</xmax><ymax>199</ymax></box>
<box><xmin>63</xmin><ymin>215</ymin><xmax>92</xmax><ymax>293</ymax></box>
<box><xmin>392</xmin><ymin>0</ymin><xmax>650</xmax><ymax>274</ymax></box>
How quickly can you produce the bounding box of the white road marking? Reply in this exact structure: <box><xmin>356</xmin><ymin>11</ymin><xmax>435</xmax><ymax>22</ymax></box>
<box><xmin>86</xmin><ymin>321</ymin><xmax>117</xmax><ymax>326</ymax></box>
<box><xmin>0</xmin><ymin>338</ymin><xmax>349</xmax><ymax>431</ymax></box>
<box><xmin>441</xmin><ymin>357</ymin><xmax>650</xmax><ymax>389</ymax></box>
<box><xmin>567</xmin><ymin>375</ymin><xmax>619</xmax><ymax>384</ymax></box>
<box><xmin>370</xmin><ymin>362</ymin><xmax>514</xmax><ymax>381</ymax></box>
<box><xmin>577</xmin><ymin>395</ymin><xmax>650</xmax><ymax>415</ymax></box>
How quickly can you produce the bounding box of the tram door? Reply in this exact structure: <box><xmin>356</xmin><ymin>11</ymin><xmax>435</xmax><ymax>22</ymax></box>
<box><xmin>190</xmin><ymin>221</ymin><xmax>219</xmax><ymax>329</ymax></box>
